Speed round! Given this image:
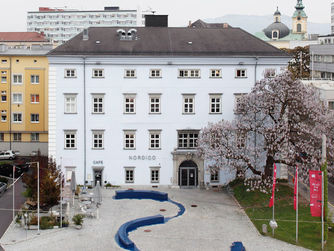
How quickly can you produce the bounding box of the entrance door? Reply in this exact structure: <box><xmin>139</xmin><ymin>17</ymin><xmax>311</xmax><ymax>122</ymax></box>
<box><xmin>94</xmin><ymin>170</ymin><xmax>102</xmax><ymax>186</ymax></box>
<box><xmin>179</xmin><ymin>160</ymin><xmax>198</xmax><ymax>188</ymax></box>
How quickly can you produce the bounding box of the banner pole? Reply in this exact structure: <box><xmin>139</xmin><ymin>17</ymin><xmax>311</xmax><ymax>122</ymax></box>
<box><xmin>296</xmin><ymin>166</ymin><xmax>298</xmax><ymax>243</ymax></box>
<box><xmin>272</xmin><ymin>164</ymin><xmax>275</xmax><ymax>237</ymax></box>
<box><xmin>322</xmin><ymin>171</ymin><xmax>324</xmax><ymax>250</ymax></box>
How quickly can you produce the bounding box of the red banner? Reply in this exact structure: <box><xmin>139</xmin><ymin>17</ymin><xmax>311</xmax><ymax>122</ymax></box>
<box><xmin>294</xmin><ymin>166</ymin><xmax>298</xmax><ymax>210</ymax></box>
<box><xmin>309</xmin><ymin>170</ymin><xmax>322</xmax><ymax>217</ymax></box>
<box><xmin>269</xmin><ymin>163</ymin><xmax>277</xmax><ymax>208</ymax></box>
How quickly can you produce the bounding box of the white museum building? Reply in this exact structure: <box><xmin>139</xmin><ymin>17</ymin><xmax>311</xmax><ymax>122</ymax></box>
<box><xmin>48</xmin><ymin>18</ymin><xmax>290</xmax><ymax>188</ymax></box>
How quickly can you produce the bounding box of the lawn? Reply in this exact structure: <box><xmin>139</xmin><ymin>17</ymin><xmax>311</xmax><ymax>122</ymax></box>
<box><xmin>232</xmin><ymin>181</ymin><xmax>334</xmax><ymax>251</ymax></box>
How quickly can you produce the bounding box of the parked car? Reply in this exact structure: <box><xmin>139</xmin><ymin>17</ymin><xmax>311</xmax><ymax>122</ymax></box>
<box><xmin>0</xmin><ymin>182</ymin><xmax>7</xmax><ymax>195</ymax></box>
<box><xmin>0</xmin><ymin>150</ymin><xmax>16</xmax><ymax>160</ymax></box>
<box><xmin>0</xmin><ymin>164</ymin><xmax>22</xmax><ymax>178</ymax></box>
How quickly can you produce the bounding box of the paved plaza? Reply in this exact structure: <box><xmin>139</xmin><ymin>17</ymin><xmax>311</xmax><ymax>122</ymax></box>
<box><xmin>0</xmin><ymin>187</ymin><xmax>309</xmax><ymax>251</ymax></box>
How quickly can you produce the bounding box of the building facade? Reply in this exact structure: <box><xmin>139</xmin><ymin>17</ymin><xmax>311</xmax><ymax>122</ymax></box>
<box><xmin>310</xmin><ymin>41</ymin><xmax>334</xmax><ymax>80</ymax></box>
<box><xmin>0</xmin><ymin>33</ymin><xmax>51</xmax><ymax>155</ymax></box>
<box><xmin>27</xmin><ymin>6</ymin><xmax>145</xmax><ymax>44</ymax></box>
<box><xmin>303</xmin><ymin>80</ymin><xmax>334</xmax><ymax>111</ymax></box>
<box><xmin>331</xmin><ymin>1</ymin><xmax>334</xmax><ymax>34</ymax></box>
<box><xmin>48</xmin><ymin>24</ymin><xmax>289</xmax><ymax>188</ymax></box>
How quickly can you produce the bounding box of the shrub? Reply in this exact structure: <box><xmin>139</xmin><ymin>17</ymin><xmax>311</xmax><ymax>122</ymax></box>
<box><xmin>29</xmin><ymin>215</ymin><xmax>38</xmax><ymax>225</ymax></box>
<box><xmin>0</xmin><ymin>177</ymin><xmax>8</xmax><ymax>184</ymax></box>
<box><xmin>105</xmin><ymin>182</ymin><xmax>112</xmax><ymax>188</ymax></box>
<box><xmin>40</xmin><ymin>216</ymin><xmax>56</xmax><ymax>229</ymax></box>
<box><xmin>72</xmin><ymin>214</ymin><xmax>84</xmax><ymax>226</ymax></box>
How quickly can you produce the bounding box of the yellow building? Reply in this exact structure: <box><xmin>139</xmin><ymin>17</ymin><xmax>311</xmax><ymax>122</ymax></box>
<box><xmin>0</xmin><ymin>32</ymin><xmax>52</xmax><ymax>156</ymax></box>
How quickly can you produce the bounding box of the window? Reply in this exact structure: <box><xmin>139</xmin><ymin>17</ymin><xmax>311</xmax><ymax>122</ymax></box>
<box><xmin>149</xmin><ymin>130</ymin><xmax>161</xmax><ymax>149</ymax></box>
<box><xmin>210</xmin><ymin>69</ymin><xmax>222</xmax><ymax>78</ymax></box>
<box><xmin>236</xmin><ymin>130</ymin><xmax>246</xmax><ymax>148</ymax></box>
<box><xmin>149</xmin><ymin>94</ymin><xmax>161</xmax><ymax>114</ymax></box>
<box><xmin>12</xmin><ymin>93</ymin><xmax>22</xmax><ymax>104</ymax></box>
<box><xmin>178</xmin><ymin>69</ymin><xmax>200</xmax><ymax>78</ymax></box>
<box><xmin>0</xmin><ymin>133</ymin><xmax>3</xmax><ymax>141</ymax></box>
<box><xmin>210</xmin><ymin>169</ymin><xmax>219</xmax><ymax>183</ymax></box>
<box><xmin>183</xmin><ymin>94</ymin><xmax>195</xmax><ymax>114</ymax></box>
<box><xmin>1</xmin><ymin>110</ymin><xmax>6</xmax><ymax>122</ymax></box>
<box><xmin>31</xmin><ymin>75</ymin><xmax>40</xmax><ymax>84</ymax></box>
<box><xmin>31</xmin><ymin>133</ymin><xmax>40</xmax><ymax>142</ymax></box>
<box><xmin>64</xmin><ymin>94</ymin><xmax>77</xmax><ymax>113</ymax></box>
<box><xmin>31</xmin><ymin>94</ymin><xmax>40</xmax><ymax>103</ymax></box>
<box><xmin>235</xmin><ymin>69</ymin><xmax>247</xmax><ymax>78</ymax></box>
<box><xmin>13</xmin><ymin>133</ymin><xmax>21</xmax><ymax>142</ymax></box>
<box><xmin>13</xmin><ymin>74</ymin><xmax>23</xmax><ymax>84</ymax></box>
<box><xmin>92</xmin><ymin>130</ymin><xmax>104</xmax><ymax>149</ymax></box>
<box><xmin>30</xmin><ymin>113</ymin><xmax>39</xmax><ymax>123</ymax></box>
<box><xmin>1</xmin><ymin>92</ymin><xmax>6</xmax><ymax>102</ymax></box>
<box><xmin>209</xmin><ymin>94</ymin><xmax>222</xmax><ymax>114</ymax></box>
<box><xmin>1</xmin><ymin>60</ymin><xmax>7</xmax><ymax>63</ymax></box>
<box><xmin>264</xmin><ymin>69</ymin><xmax>276</xmax><ymax>78</ymax></box>
<box><xmin>124</xmin><ymin>69</ymin><xmax>136</xmax><ymax>78</ymax></box>
<box><xmin>297</xmin><ymin>23</ymin><xmax>302</xmax><ymax>32</ymax></box>
<box><xmin>234</xmin><ymin>93</ymin><xmax>247</xmax><ymax>113</ymax></box>
<box><xmin>92</xmin><ymin>94</ymin><xmax>104</xmax><ymax>113</ymax></box>
<box><xmin>92</xmin><ymin>69</ymin><xmax>104</xmax><ymax>78</ymax></box>
<box><xmin>329</xmin><ymin>101</ymin><xmax>334</xmax><ymax>110</ymax></box>
<box><xmin>150</xmin><ymin>167</ymin><xmax>160</xmax><ymax>183</ymax></box>
<box><xmin>125</xmin><ymin>167</ymin><xmax>134</xmax><ymax>183</ymax></box>
<box><xmin>13</xmin><ymin>113</ymin><xmax>22</xmax><ymax>123</ymax></box>
<box><xmin>64</xmin><ymin>131</ymin><xmax>76</xmax><ymax>149</ymax></box>
<box><xmin>272</xmin><ymin>31</ymin><xmax>279</xmax><ymax>39</ymax></box>
<box><xmin>124</xmin><ymin>130</ymin><xmax>136</xmax><ymax>149</ymax></box>
<box><xmin>1</xmin><ymin>76</ymin><xmax>7</xmax><ymax>83</ymax></box>
<box><xmin>150</xmin><ymin>69</ymin><xmax>161</xmax><ymax>78</ymax></box>
<box><xmin>124</xmin><ymin>94</ymin><xmax>136</xmax><ymax>114</ymax></box>
<box><xmin>65</xmin><ymin>69</ymin><xmax>76</xmax><ymax>78</ymax></box>
<box><xmin>178</xmin><ymin>130</ymin><xmax>199</xmax><ymax>149</ymax></box>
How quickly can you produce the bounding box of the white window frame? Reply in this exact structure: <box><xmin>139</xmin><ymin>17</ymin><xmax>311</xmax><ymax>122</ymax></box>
<box><xmin>124</xmin><ymin>69</ymin><xmax>136</xmax><ymax>78</ymax></box>
<box><xmin>13</xmin><ymin>133</ymin><xmax>21</xmax><ymax>142</ymax></box>
<box><xmin>1</xmin><ymin>110</ymin><xmax>7</xmax><ymax>122</ymax></box>
<box><xmin>1</xmin><ymin>76</ymin><xmax>7</xmax><ymax>83</ymax></box>
<box><xmin>183</xmin><ymin>94</ymin><xmax>195</xmax><ymax>114</ymax></box>
<box><xmin>92</xmin><ymin>69</ymin><xmax>104</xmax><ymax>78</ymax></box>
<box><xmin>235</xmin><ymin>69</ymin><xmax>247</xmax><ymax>78</ymax></box>
<box><xmin>30</xmin><ymin>113</ymin><xmax>40</xmax><ymax>123</ymax></box>
<box><xmin>13</xmin><ymin>74</ymin><xmax>23</xmax><ymax>84</ymax></box>
<box><xmin>64</xmin><ymin>130</ymin><xmax>77</xmax><ymax>149</ymax></box>
<box><xmin>64</xmin><ymin>69</ymin><xmax>77</xmax><ymax>78</ymax></box>
<box><xmin>149</xmin><ymin>94</ymin><xmax>161</xmax><ymax>114</ymax></box>
<box><xmin>209</xmin><ymin>94</ymin><xmax>222</xmax><ymax>114</ymax></box>
<box><xmin>124</xmin><ymin>94</ymin><xmax>136</xmax><ymax>114</ymax></box>
<box><xmin>31</xmin><ymin>133</ymin><xmax>40</xmax><ymax>142</ymax></box>
<box><xmin>234</xmin><ymin>93</ymin><xmax>247</xmax><ymax>114</ymax></box>
<box><xmin>124</xmin><ymin>167</ymin><xmax>135</xmax><ymax>183</ymax></box>
<box><xmin>264</xmin><ymin>68</ymin><xmax>276</xmax><ymax>78</ymax></box>
<box><xmin>210</xmin><ymin>69</ymin><xmax>222</xmax><ymax>78</ymax></box>
<box><xmin>328</xmin><ymin>100</ymin><xmax>334</xmax><ymax>110</ymax></box>
<box><xmin>149</xmin><ymin>69</ymin><xmax>161</xmax><ymax>78</ymax></box>
<box><xmin>30</xmin><ymin>74</ymin><xmax>40</xmax><ymax>84</ymax></box>
<box><xmin>92</xmin><ymin>130</ymin><xmax>104</xmax><ymax>149</ymax></box>
<box><xmin>178</xmin><ymin>69</ymin><xmax>200</xmax><ymax>78</ymax></box>
<box><xmin>149</xmin><ymin>130</ymin><xmax>161</xmax><ymax>150</ymax></box>
<box><xmin>64</xmin><ymin>94</ymin><xmax>77</xmax><ymax>114</ymax></box>
<box><xmin>210</xmin><ymin>169</ymin><xmax>219</xmax><ymax>183</ymax></box>
<box><xmin>31</xmin><ymin>94</ymin><xmax>40</xmax><ymax>103</ymax></box>
<box><xmin>123</xmin><ymin>130</ymin><xmax>136</xmax><ymax>150</ymax></box>
<box><xmin>92</xmin><ymin>94</ymin><xmax>104</xmax><ymax>114</ymax></box>
<box><xmin>12</xmin><ymin>113</ymin><xmax>22</xmax><ymax>123</ymax></box>
<box><xmin>177</xmin><ymin>130</ymin><xmax>199</xmax><ymax>149</ymax></box>
<box><xmin>150</xmin><ymin>167</ymin><xmax>160</xmax><ymax>183</ymax></box>
<box><xmin>12</xmin><ymin>93</ymin><xmax>22</xmax><ymax>104</ymax></box>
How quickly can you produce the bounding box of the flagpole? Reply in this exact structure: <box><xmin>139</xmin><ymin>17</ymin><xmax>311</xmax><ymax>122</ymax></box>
<box><xmin>272</xmin><ymin>164</ymin><xmax>275</xmax><ymax>237</ymax></box>
<box><xmin>12</xmin><ymin>165</ymin><xmax>15</xmax><ymax>221</ymax></box>
<box><xmin>321</xmin><ymin>171</ymin><xmax>324</xmax><ymax>250</ymax></box>
<box><xmin>296</xmin><ymin>166</ymin><xmax>299</xmax><ymax>243</ymax></box>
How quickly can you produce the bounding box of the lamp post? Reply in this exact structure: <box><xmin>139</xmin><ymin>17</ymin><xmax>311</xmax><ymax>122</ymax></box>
<box><xmin>27</xmin><ymin>161</ymin><xmax>40</xmax><ymax>235</ymax></box>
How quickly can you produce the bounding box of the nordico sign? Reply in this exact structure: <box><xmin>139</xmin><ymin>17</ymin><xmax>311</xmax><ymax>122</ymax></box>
<box><xmin>129</xmin><ymin>155</ymin><xmax>157</xmax><ymax>161</ymax></box>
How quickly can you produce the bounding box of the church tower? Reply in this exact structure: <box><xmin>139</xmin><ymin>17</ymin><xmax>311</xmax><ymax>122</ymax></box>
<box><xmin>292</xmin><ymin>0</ymin><xmax>307</xmax><ymax>35</ymax></box>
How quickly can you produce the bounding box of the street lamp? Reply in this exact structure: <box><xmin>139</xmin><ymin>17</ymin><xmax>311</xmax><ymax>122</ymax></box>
<box><xmin>27</xmin><ymin>161</ymin><xmax>40</xmax><ymax>235</ymax></box>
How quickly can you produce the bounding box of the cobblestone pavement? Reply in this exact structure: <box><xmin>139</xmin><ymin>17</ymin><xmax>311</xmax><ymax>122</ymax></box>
<box><xmin>0</xmin><ymin>187</ymin><xmax>309</xmax><ymax>251</ymax></box>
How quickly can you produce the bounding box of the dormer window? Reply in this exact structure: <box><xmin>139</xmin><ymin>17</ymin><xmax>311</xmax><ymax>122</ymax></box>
<box><xmin>272</xmin><ymin>30</ymin><xmax>279</xmax><ymax>39</ymax></box>
<box><xmin>117</xmin><ymin>28</ymin><xmax>137</xmax><ymax>40</ymax></box>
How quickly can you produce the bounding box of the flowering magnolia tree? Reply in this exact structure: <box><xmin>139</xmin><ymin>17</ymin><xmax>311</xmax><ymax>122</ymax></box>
<box><xmin>198</xmin><ymin>71</ymin><xmax>334</xmax><ymax>182</ymax></box>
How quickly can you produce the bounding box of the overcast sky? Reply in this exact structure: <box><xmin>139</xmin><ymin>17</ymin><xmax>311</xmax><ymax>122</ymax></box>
<box><xmin>0</xmin><ymin>0</ymin><xmax>332</xmax><ymax>31</ymax></box>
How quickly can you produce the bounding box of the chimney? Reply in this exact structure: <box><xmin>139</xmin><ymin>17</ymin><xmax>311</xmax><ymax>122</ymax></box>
<box><xmin>145</xmin><ymin>15</ymin><xmax>168</xmax><ymax>27</ymax></box>
<box><xmin>83</xmin><ymin>28</ymin><xmax>89</xmax><ymax>40</ymax></box>
<box><xmin>223</xmin><ymin>23</ymin><xmax>229</xmax><ymax>28</ymax></box>
<box><xmin>188</xmin><ymin>20</ymin><xmax>192</xmax><ymax>27</ymax></box>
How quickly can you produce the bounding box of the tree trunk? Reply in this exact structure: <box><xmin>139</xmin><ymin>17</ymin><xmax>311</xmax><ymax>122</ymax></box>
<box><xmin>264</xmin><ymin>155</ymin><xmax>274</xmax><ymax>178</ymax></box>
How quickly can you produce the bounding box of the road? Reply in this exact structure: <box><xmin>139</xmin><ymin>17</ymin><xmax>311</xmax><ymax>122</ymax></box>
<box><xmin>0</xmin><ymin>178</ymin><xmax>26</xmax><ymax>238</ymax></box>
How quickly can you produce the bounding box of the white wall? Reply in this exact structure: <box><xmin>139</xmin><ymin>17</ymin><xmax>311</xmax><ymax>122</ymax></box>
<box><xmin>49</xmin><ymin>56</ymin><xmax>288</xmax><ymax>186</ymax></box>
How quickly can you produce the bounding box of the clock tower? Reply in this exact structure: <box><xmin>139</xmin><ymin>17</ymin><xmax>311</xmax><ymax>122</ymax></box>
<box><xmin>292</xmin><ymin>0</ymin><xmax>307</xmax><ymax>35</ymax></box>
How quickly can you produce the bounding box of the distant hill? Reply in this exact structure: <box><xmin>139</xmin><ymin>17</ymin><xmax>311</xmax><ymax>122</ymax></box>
<box><xmin>205</xmin><ymin>14</ymin><xmax>330</xmax><ymax>35</ymax></box>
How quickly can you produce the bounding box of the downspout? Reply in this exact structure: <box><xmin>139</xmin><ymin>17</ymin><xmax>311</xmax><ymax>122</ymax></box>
<box><xmin>9</xmin><ymin>56</ymin><xmax>12</xmax><ymax>150</ymax></box>
<box><xmin>254</xmin><ymin>57</ymin><xmax>258</xmax><ymax>170</ymax></box>
<box><xmin>83</xmin><ymin>57</ymin><xmax>87</xmax><ymax>192</ymax></box>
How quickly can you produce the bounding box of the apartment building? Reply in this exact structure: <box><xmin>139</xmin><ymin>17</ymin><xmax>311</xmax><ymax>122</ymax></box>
<box><xmin>27</xmin><ymin>6</ymin><xmax>145</xmax><ymax>44</ymax></box>
<box><xmin>0</xmin><ymin>32</ymin><xmax>51</xmax><ymax>155</ymax></box>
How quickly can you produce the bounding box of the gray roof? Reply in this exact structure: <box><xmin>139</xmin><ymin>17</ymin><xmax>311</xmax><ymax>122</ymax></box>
<box><xmin>189</xmin><ymin>19</ymin><xmax>231</xmax><ymax>29</ymax></box>
<box><xmin>48</xmin><ymin>26</ymin><xmax>288</xmax><ymax>57</ymax></box>
<box><xmin>263</xmin><ymin>22</ymin><xmax>290</xmax><ymax>39</ymax></box>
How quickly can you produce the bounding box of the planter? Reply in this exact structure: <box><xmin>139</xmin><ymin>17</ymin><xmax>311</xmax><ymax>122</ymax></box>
<box><xmin>74</xmin><ymin>225</ymin><xmax>82</xmax><ymax>230</ymax></box>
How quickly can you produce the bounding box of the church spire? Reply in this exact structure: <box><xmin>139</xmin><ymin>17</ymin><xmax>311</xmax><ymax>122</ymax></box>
<box><xmin>295</xmin><ymin>0</ymin><xmax>305</xmax><ymax>10</ymax></box>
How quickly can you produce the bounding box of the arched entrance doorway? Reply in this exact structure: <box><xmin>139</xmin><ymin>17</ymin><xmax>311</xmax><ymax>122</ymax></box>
<box><xmin>179</xmin><ymin>160</ymin><xmax>198</xmax><ymax>187</ymax></box>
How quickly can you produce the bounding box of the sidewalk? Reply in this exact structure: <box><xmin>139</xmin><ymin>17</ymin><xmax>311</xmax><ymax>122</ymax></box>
<box><xmin>1</xmin><ymin>187</ymin><xmax>309</xmax><ymax>251</ymax></box>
